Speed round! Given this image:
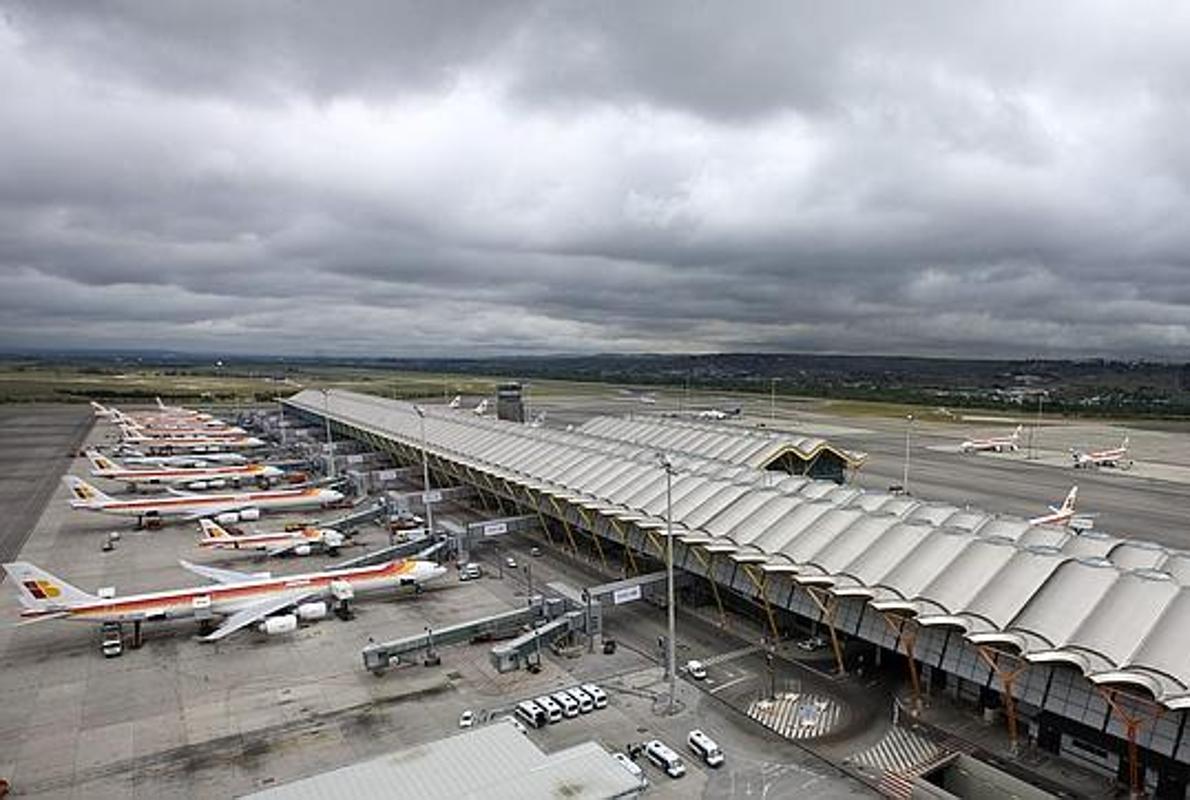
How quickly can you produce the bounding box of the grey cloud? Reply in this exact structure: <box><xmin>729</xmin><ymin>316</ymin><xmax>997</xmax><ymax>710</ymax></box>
<box><xmin>1</xmin><ymin>2</ymin><xmax>1189</xmax><ymax>359</ymax></box>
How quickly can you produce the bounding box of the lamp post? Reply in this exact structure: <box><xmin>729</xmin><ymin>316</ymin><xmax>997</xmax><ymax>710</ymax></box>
<box><xmin>321</xmin><ymin>389</ymin><xmax>335</xmax><ymax>479</ymax></box>
<box><xmin>657</xmin><ymin>452</ymin><xmax>677</xmax><ymax>714</ymax></box>
<box><xmin>903</xmin><ymin>414</ymin><xmax>914</xmax><ymax>495</ymax></box>
<box><xmin>770</xmin><ymin>377</ymin><xmax>780</xmax><ymax>423</ymax></box>
<box><xmin>413</xmin><ymin>405</ymin><xmax>434</xmax><ymax>537</ymax></box>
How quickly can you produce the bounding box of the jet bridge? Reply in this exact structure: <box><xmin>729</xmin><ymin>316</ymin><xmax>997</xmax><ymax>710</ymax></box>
<box><xmin>362</xmin><ymin>596</ymin><xmax>551</xmax><ymax>675</ymax></box>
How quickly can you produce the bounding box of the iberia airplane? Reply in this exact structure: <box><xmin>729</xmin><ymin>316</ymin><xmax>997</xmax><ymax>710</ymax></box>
<box><xmin>85</xmin><ymin>450</ymin><xmax>283</xmax><ymax>490</ymax></box>
<box><xmin>958</xmin><ymin>424</ymin><xmax>1023</xmax><ymax>453</ymax></box>
<box><xmin>197</xmin><ymin>518</ymin><xmax>346</xmax><ymax>557</ymax></box>
<box><xmin>1027</xmin><ymin>486</ymin><xmax>1090</xmax><ymax>528</ymax></box>
<box><xmin>1072</xmin><ymin>437</ymin><xmax>1132</xmax><ymax>470</ymax></box>
<box><xmin>118</xmin><ymin>429</ymin><xmax>266</xmax><ymax>452</ymax></box>
<box><xmin>63</xmin><ymin>475</ymin><xmax>343</xmax><ymax>526</ymax></box>
<box><xmin>3</xmin><ymin>557</ymin><xmax>447</xmax><ymax>642</ymax></box>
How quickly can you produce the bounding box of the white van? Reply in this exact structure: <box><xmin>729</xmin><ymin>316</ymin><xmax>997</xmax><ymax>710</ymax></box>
<box><xmin>535</xmin><ymin>695</ymin><xmax>563</xmax><ymax>724</ymax></box>
<box><xmin>580</xmin><ymin>683</ymin><xmax>608</xmax><ymax>709</ymax></box>
<box><xmin>644</xmin><ymin>739</ymin><xmax>686</xmax><ymax>778</ymax></box>
<box><xmin>567</xmin><ymin>686</ymin><xmax>594</xmax><ymax>713</ymax></box>
<box><xmin>515</xmin><ymin>700</ymin><xmax>547</xmax><ymax>729</ymax></box>
<box><xmin>551</xmin><ymin>691</ymin><xmax>580</xmax><ymax>718</ymax></box>
<box><xmin>687</xmin><ymin>729</ymin><xmax>725</xmax><ymax>767</ymax></box>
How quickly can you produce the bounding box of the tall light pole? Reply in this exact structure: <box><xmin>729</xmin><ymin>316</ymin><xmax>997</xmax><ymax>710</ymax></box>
<box><xmin>657</xmin><ymin>452</ymin><xmax>677</xmax><ymax>714</ymax></box>
<box><xmin>770</xmin><ymin>377</ymin><xmax>780</xmax><ymax>423</ymax></box>
<box><xmin>1032</xmin><ymin>393</ymin><xmax>1046</xmax><ymax>460</ymax></box>
<box><xmin>277</xmin><ymin>397</ymin><xmax>286</xmax><ymax>448</ymax></box>
<box><xmin>321</xmin><ymin>389</ymin><xmax>335</xmax><ymax>479</ymax></box>
<box><xmin>903</xmin><ymin>414</ymin><xmax>914</xmax><ymax>495</ymax></box>
<box><xmin>413</xmin><ymin>405</ymin><xmax>434</xmax><ymax>537</ymax></box>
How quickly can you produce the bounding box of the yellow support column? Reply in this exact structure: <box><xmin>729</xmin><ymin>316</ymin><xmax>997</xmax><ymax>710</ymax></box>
<box><xmin>880</xmin><ymin>613</ymin><xmax>922</xmax><ymax>715</ymax></box>
<box><xmin>802</xmin><ymin>586</ymin><xmax>846</xmax><ymax>677</ymax></box>
<box><xmin>546</xmin><ymin>495</ymin><xmax>580</xmax><ymax>556</ymax></box>
<box><xmin>741</xmin><ymin>564</ymin><xmax>781</xmax><ymax>644</ymax></box>
<box><xmin>610</xmin><ymin>518</ymin><xmax>638</xmax><ymax>576</ymax></box>
<box><xmin>574</xmin><ymin>506</ymin><xmax>608</xmax><ymax>572</ymax></box>
<box><xmin>690</xmin><ymin>548</ymin><xmax>728</xmax><ymax>629</ymax></box>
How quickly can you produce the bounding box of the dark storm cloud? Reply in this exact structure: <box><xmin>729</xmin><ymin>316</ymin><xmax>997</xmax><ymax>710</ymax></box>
<box><xmin>1</xmin><ymin>1</ymin><xmax>1189</xmax><ymax>358</ymax></box>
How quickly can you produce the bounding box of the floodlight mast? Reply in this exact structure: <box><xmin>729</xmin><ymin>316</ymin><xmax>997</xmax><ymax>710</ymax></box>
<box><xmin>657</xmin><ymin>452</ymin><xmax>677</xmax><ymax>714</ymax></box>
<box><xmin>413</xmin><ymin>405</ymin><xmax>434</xmax><ymax>536</ymax></box>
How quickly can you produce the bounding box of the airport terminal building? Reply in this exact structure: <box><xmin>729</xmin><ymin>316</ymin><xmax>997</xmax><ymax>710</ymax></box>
<box><xmin>286</xmin><ymin>389</ymin><xmax>1190</xmax><ymax>799</ymax></box>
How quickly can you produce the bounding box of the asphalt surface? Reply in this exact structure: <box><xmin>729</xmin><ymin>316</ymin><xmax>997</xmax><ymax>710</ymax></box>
<box><xmin>0</xmin><ymin>405</ymin><xmax>92</xmax><ymax>567</ymax></box>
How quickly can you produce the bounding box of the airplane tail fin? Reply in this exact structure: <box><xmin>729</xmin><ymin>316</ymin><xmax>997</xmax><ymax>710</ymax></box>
<box><xmin>1061</xmin><ymin>485</ymin><xmax>1078</xmax><ymax>513</ymax></box>
<box><xmin>198</xmin><ymin>518</ymin><xmax>233</xmax><ymax>541</ymax></box>
<box><xmin>156</xmin><ymin>396</ymin><xmax>167</xmax><ymax>411</ymax></box>
<box><xmin>448</xmin><ymin>395</ymin><xmax>461</xmax><ymax>409</ymax></box>
<box><xmin>1013</xmin><ymin>424</ymin><xmax>1023</xmax><ymax>440</ymax></box>
<box><xmin>1122</xmin><ymin>436</ymin><xmax>1130</xmax><ymax>450</ymax></box>
<box><xmin>2</xmin><ymin>562</ymin><xmax>96</xmax><ymax>609</ymax></box>
<box><xmin>85</xmin><ymin>449</ymin><xmax>122</xmax><ymax>474</ymax></box>
<box><xmin>61</xmin><ymin>475</ymin><xmax>114</xmax><ymax>506</ymax></box>
<box><xmin>90</xmin><ymin>401</ymin><xmax>112</xmax><ymax>417</ymax></box>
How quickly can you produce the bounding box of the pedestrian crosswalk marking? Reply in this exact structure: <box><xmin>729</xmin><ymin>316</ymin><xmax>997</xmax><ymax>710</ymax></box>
<box><xmin>846</xmin><ymin>726</ymin><xmax>973</xmax><ymax>799</ymax></box>
<box><xmin>746</xmin><ymin>691</ymin><xmax>841</xmax><ymax>740</ymax></box>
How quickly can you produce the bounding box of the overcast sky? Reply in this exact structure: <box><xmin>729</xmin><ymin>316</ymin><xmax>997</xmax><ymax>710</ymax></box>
<box><xmin>2</xmin><ymin>2</ymin><xmax>1189</xmax><ymax>359</ymax></box>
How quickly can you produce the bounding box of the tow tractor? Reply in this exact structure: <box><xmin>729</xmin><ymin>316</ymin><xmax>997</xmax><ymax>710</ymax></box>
<box><xmin>101</xmin><ymin>622</ymin><xmax>123</xmax><ymax>658</ymax></box>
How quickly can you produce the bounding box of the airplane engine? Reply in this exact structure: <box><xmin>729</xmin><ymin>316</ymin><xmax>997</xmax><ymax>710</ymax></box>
<box><xmin>293</xmin><ymin>544</ymin><xmax>312</xmax><ymax>556</ymax></box>
<box><xmin>259</xmin><ymin>614</ymin><xmax>298</xmax><ymax>635</ymax></box>
<box><xmin>188</xmin><ymin>481</ymin><xmax>209</xmax><ymax>491</ymax></box>
<box><xmin>323</xmin><ymin>531</ymin><xmax>345</xmax><ymax>549</ymax></box>
<box><xmin>296</xmin><ymin>602</ymin><xmax>327</xmax><ymax>621</ymax></box>
<box><xmin>239</xmin><ymin>508</ymin><xmax>261</xmax><ymax>522</ymax></box>
<box><xmin>207</xmin><ymin>479</ymin><xmax>227</xmax><ymax>490</ymax></box>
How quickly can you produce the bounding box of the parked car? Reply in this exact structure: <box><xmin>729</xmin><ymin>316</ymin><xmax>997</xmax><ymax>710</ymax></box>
<box><xmin>530</xmin><ymin>547</ymin><xmax>543</xmax><ymax>557</ymax></box>
<box><xmin>684</xmin><ymin>659</ymin><xmax>707</xmax><ymax>680</ymax></box>
<box><xmin>458</xmin><ymin>563</ymin><xmax>482</xmax><ymax>581</ymax></box>
<box><xmin>458</xmin><ymin>710</ymin><xmax>475</xmax><ymax>728</ymax></box>
<box><xmin>505</xmin><ymin>556</ymin><xmax>518</xmax><ymax>569</ymax></box>
<box><xmin>797</xmin><ymin>635</ymin><xmax>827</xmax><ymax>652</ymax></box>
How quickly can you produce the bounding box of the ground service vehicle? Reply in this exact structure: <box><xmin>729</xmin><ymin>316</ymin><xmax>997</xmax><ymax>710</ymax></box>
<box><xmin>645</xmin><ymin>740</ymin><xmax>686</xmax><ymax>778</ymax></box>
<box><xmin>516</xmin><ymin>700</ymin><xmax>547</xmax><ymax>729</ymax></box>
<box><xmin>687</xmin><ymin>729</ymin><xmax>725</xmax><ymax>767</ymax></box>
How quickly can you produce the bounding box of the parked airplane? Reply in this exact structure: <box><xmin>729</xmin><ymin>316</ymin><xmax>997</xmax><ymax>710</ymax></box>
<box><xmin>197</xmin><ymin>518</ymin><xmax>346</xmax><ymax>557</ymax></box>
<box><xmin>697</xmin><ymin>406</ymin><xmax>741</xmax><ymax>420</ymax></box>
<box><xmin>85</xmin><ymin>450</ymin><xmax>282</xmax><ymax>491</ymax></box>
<box><xmin>473</xmin><ymin>398</ymin><xmax>489</xmax><ymax>416</ymax></box>
<box><xmin>1072</xmin><ymin>437</ymin><xmax>1132</xmax><ymax>470</ymax></box>
<box><xmin>959</xmin><ymin>425</ymin><xmax>1023</xmax><ymax>453</ymax></box>
<box><xmin>118</xmin><ymin>430</ymin><xmax>265</xmax><ymax>453</ymax></box>
<box><xmin>1027</xmin><ymin>486</ymin><xmax>1092</xmax><ymax>529</ymax></box>
<box><xmin>114</xmin><ymin>451</ymin><xmax>250</xmax><ymax>468</ymax></box>
<box><xmin>3</xmin><ymin>557</ymin><xmax>447</xmax><ymax>642</ymax></box>
<box><xmin>63</xmin><ymin>476</ymin><xmax>343</xmax><ymax>526</ymax></box>
<box><xmin>120</xmin><ymin>422</ymin><xmax>248</xmax><ymax>440</ymax></box>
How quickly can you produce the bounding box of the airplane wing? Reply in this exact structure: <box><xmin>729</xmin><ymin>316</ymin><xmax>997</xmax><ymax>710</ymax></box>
<box><xmin>265</xmin><ymin>542</ymin><xmax>298</xmax><ymax>557</ymax></box>
<box><xmin>178</xmin><ymin>559</ymin><xmax>269</xmax><ymax>585</ymax></box>
<box><xmin>168</xmin><ymin>487</ymin><xmax>203</xmax><ymax>498</ymax></box>
<box><xmin>200</xmin><ymin>592</ymin><xmax>316</xmax><ymax>642</ymax></box>
<box><xmin>181</xmin><ymin>503</ymin><xmax>259</xmax><ymax>522</ymax></box>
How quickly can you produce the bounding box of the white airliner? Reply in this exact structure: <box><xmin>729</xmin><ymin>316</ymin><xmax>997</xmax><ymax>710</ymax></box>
<box><xmin>1027</xmin><ymin>486</ymin><xmax>1092</xmax><ymax>529</ymax></box>
<box><xmin>118</xmin><ymin>429</ymin><xmax>265</xmax><ymax>453</ymax></box>
<box><xmin>114</xmin><ymin>452</ymin><xmax>250</xmax><ymax>468</ymax></box>
<box><xmin>63</xmin><ymin>476</ymin><xmax>343</xmax><ymax>526</ymax></box>
<box><xmin>1072</xmin><ymin>438</ymin><xmax>1132</xmax><ymax>469</ymax></box>
<box><xmin>3</xmin><ymin>557</ymin><xmax>447</xmax><ymax>642</ymax></box>
<box><xmin>697</xmin><ymin>406</ymin><xmax>740</xmax><ymax>420</ymax></box>
<box><xmin>86</xmin><ymin>450</ymin><xmax>282</xmax><ymax>490</ymax></box>
<box><xmin>958</xmin><ymin>424</ymin><xmax>1023</xmax><ymax>453</ymax></box>
<box><xmin>197</xmin><ymin>518</ymin><xmax>346</xmax><ymax>557</ymax></box>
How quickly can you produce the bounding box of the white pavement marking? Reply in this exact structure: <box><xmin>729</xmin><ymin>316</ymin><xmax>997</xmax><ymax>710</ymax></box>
<box><xmin>701</xmin><ymin>644</ymin><xmax>762</xmax><ymax>666</ymax></box>
<box><xmin>746</xmin><ymin>692</ymin><xmax>841</xmax><ymax>740</ymax></box>
<box><xmin>709</xmin><ymin>675</ymin><xmax>751</xmax><ymax>694</ymax></box>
